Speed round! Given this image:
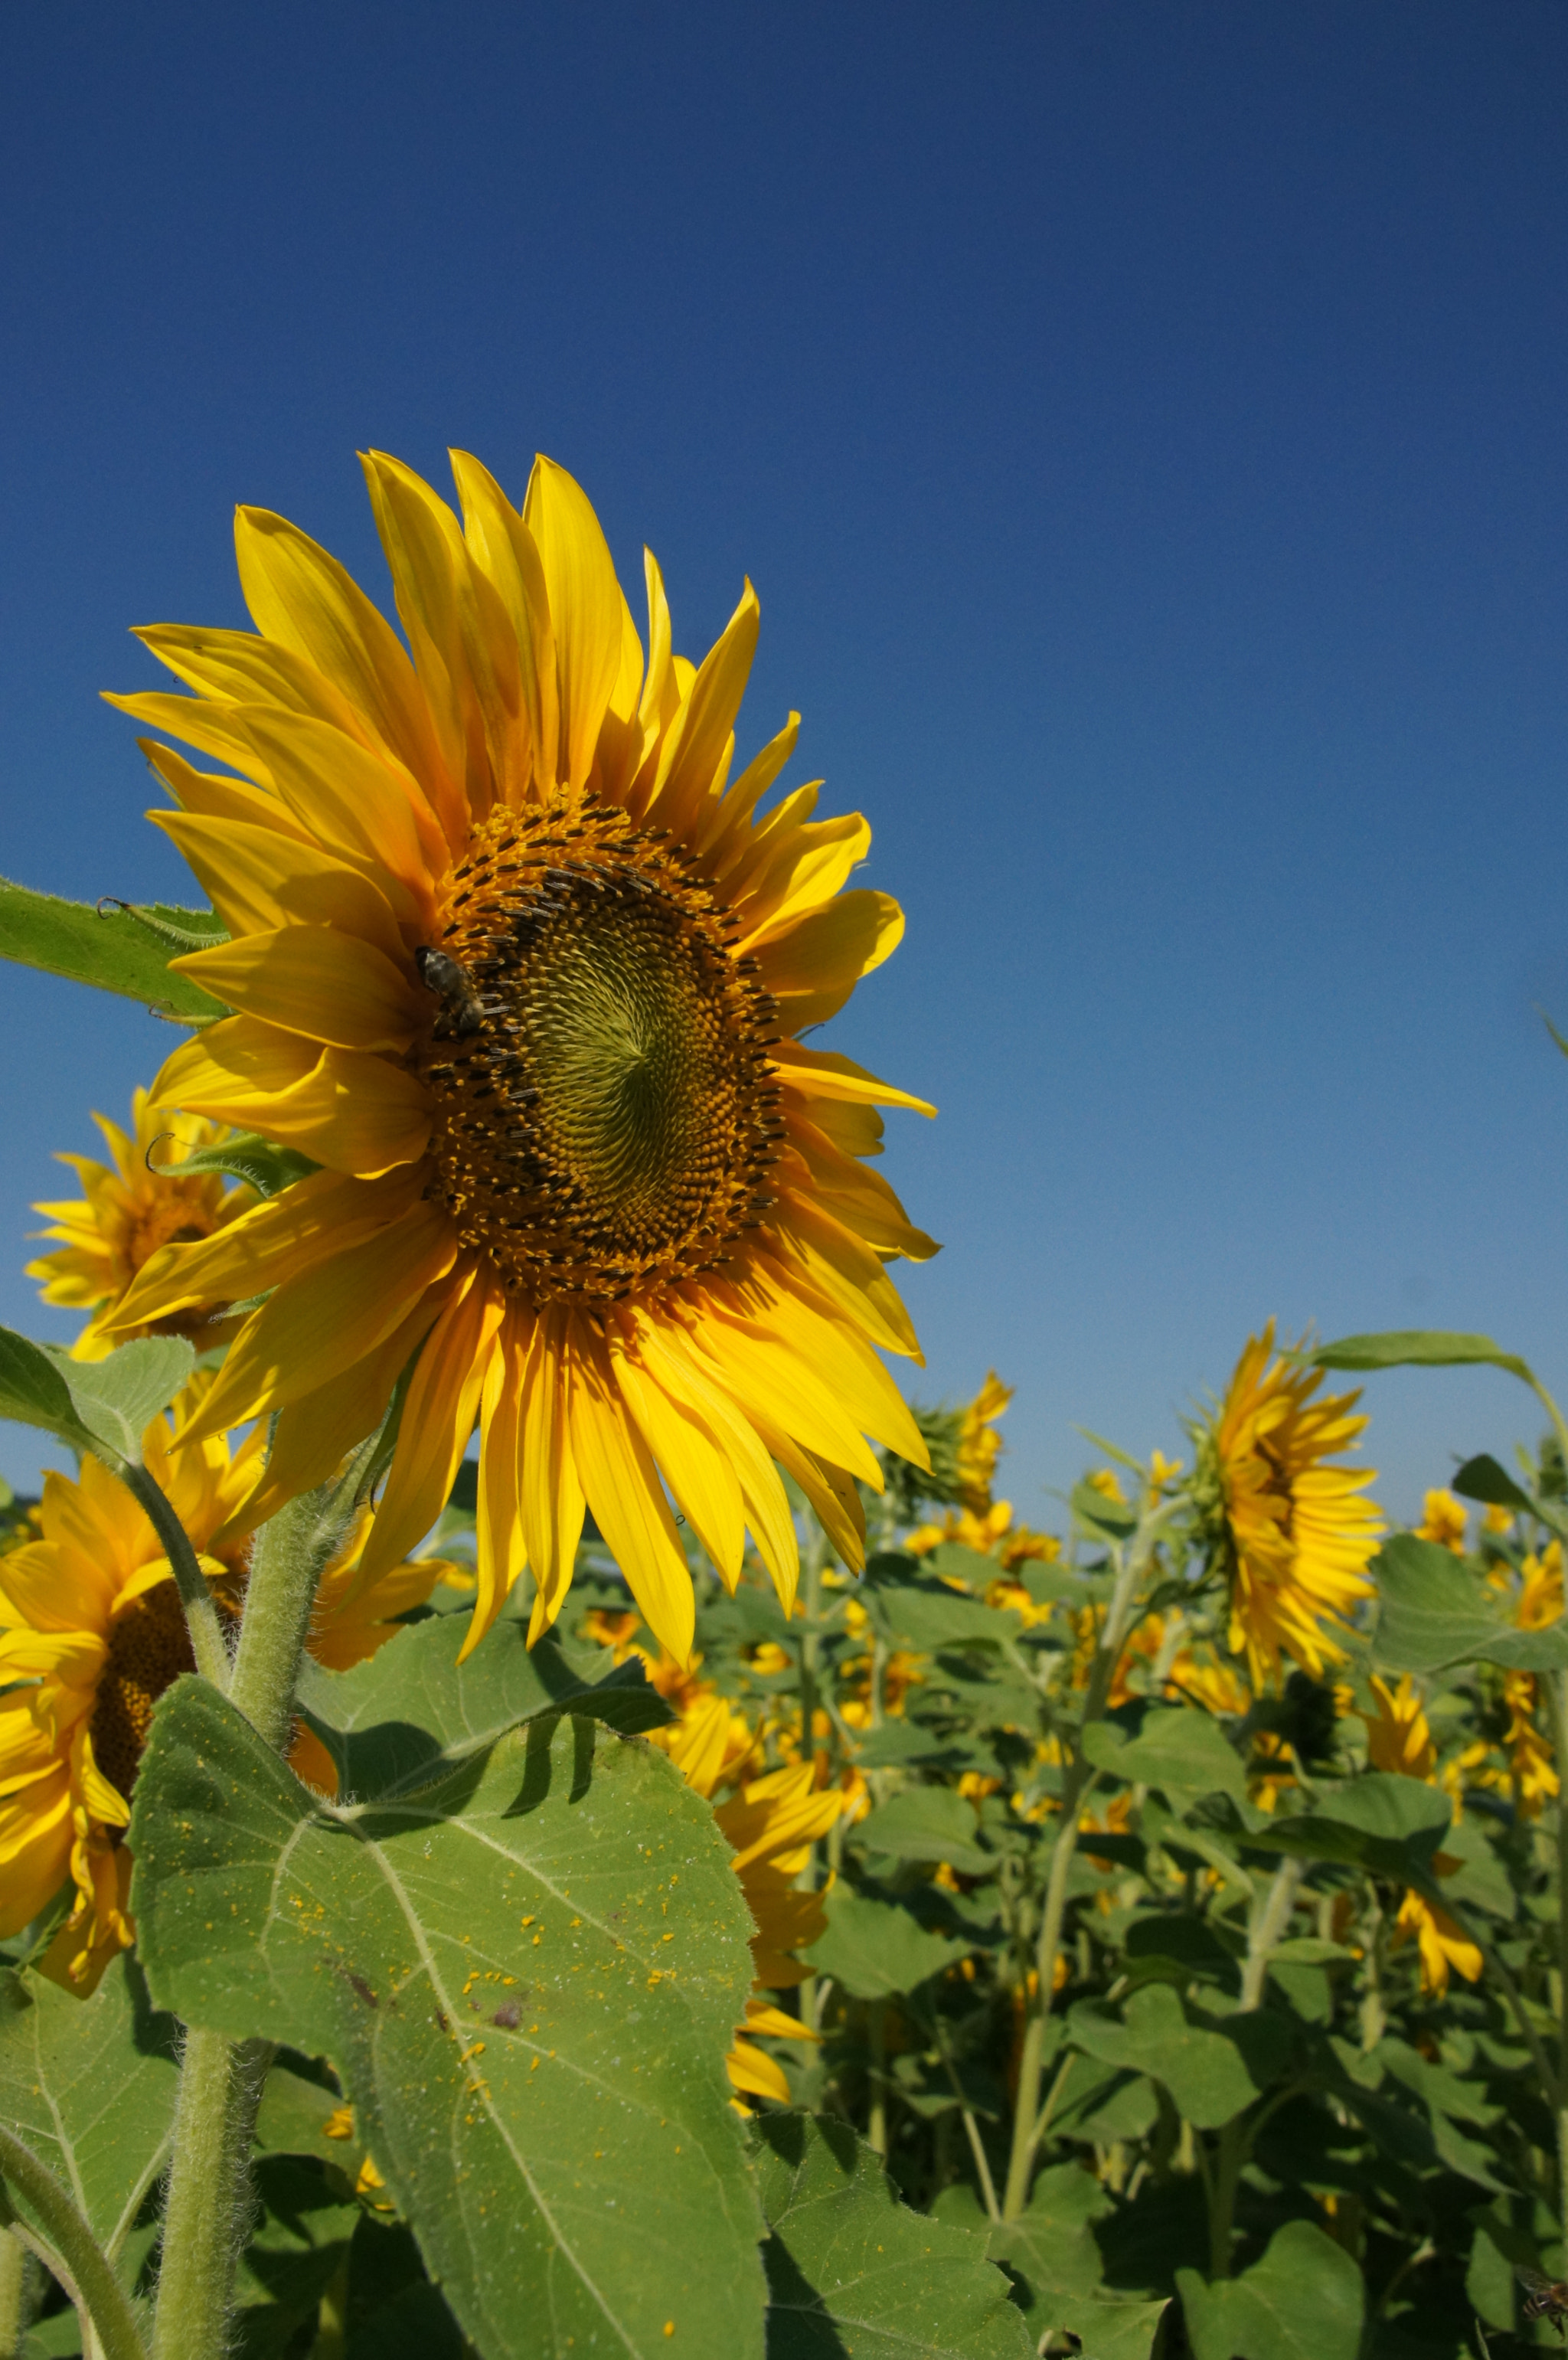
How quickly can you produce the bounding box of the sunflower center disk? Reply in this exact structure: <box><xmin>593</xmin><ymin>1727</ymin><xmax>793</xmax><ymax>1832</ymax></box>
<box><xmin>416</xmin><ymin>800</ymin><xmax>785</xmax><ymax>1309</ymax></box>
<box><xmin>90</xmin><ymin>1581</ymin><xmax>196</xmax><ymax>1806</ymax></box>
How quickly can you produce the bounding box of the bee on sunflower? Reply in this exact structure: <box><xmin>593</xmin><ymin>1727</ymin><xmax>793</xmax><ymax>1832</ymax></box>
<box><xmin>102</xmin><ymin>450</ymin><xmax>936</xmax><ymax>1666</ymax></box>
<box><xmin>0</xmin><ymin>1376</ymin><xmax>454</xmax><ymax>1992</ymax></box>
<box><xmin>1191</xmin><ymin>1320</ymin><xmax>1383</xmax><ymax>1689</ymax></box>
<box><xmin>28</xmin><ymin>1085</ymin><xmax>253</xmax><ymax>1358</ymax></box>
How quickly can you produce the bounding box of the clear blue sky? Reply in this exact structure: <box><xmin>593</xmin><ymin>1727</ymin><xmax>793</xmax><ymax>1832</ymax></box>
<box><xmin>2</xmin><ymin>3</ymin><xmax>1565</xmax><ymax>1524</ymax></box>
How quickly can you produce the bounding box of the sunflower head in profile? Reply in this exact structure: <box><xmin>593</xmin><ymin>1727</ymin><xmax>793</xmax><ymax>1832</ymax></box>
<box><xmin>0</xmin><ymin>1377</ymin><xmax>451</xmax><ymax>1992</ymax></box>
<box><xmin>105</xmin><ymin>450</ymin><xmax>936</xmax><ymax>1665</ymax></box>
<box><xmin>1191</xmin><ymin>1320</ymin><xmax>1383</xmax><ymax>1690</ymax></box>
<box><xmin>28</xmin><ymin>1085</ymin><xmax>253</xmax><ymax>1359</ymax></box>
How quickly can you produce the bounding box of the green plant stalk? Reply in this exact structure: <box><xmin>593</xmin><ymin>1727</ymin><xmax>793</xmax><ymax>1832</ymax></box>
<box><xmin>0</xmin><ymin>2225</ymin><xmax>25</xmax><ymax>2359</ymax></box>
<box><xmin>313</xmin><ymin>2247</ymin><xmax>351</xmax><ymax>2360</ymax></box>
<box><xmin>1205</xmin><ymin>1858</ymin><xmax>1304</xmax><ymax>2277</ymax></box>
<box><xmin>0</xmin><ymin>2124</ymin><xmax>146</xmax><ymax>2360</ymax></box>
<box><xmin>1547</xmin><ymin>1665</ymin><xmax>1568</xmax><ymax>2261</ymax></box>
<box><xmin>867</xmin><ymin>2002</ymin><xmax>889</xmax><ymax>2159</ymax></box>
<box><xmin>1001</xmin><ymin>1493</ymin><xmax>1181</xmax><ymax>2221</ymax></box>
<box><xmin>119</xmin><ymin>1462</ymin><xmax>228</xmax><ymax>1691</ymax></box>
<box><xmin>152</xmin><ymin>2030</ymin><xmax>269</xmax><ymax>2360</ymax></box>
<box><xmin>156</xmin><ymin>1474</ymin><xmax>349</xmax><ymax>2359</ymax></box>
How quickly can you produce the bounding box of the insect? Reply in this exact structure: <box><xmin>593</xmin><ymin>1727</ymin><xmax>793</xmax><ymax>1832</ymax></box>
<box><xmin>1517</xmin><ymin>2267</ymin><xmax>1568</xmax><ymax>2339</ymax></box>
<box><xmin>415</xmin><ymin>946</ymin><xmax>485</xmax><ymax>1038</ymax></box>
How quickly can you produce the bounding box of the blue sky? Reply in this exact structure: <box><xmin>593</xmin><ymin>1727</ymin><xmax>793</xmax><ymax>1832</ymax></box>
<box><xmin>2</xmin><ymin>3</ymin><xmax>1565</xmax><ymax>1523</ymax></box>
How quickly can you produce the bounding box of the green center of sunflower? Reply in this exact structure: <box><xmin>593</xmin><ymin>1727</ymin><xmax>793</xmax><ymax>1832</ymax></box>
<box><xmin>415</xmin><ymin>796</ymin><xmax>784</xmax><ymax>1309</ymax></box>
<box><xmin>90</xmin><ymin>1581</ymin><xmax>195</xmax><ymax>1806</ymax></box>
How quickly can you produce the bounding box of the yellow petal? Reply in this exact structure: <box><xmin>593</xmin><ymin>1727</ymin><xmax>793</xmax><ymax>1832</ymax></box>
<box><xmin>172</xmin><ymin>926</ymin><xmax>420</xmax><ymax>1054</ymax></box>
<box><xmin>522</xmin><ymin>456</ymin><xmax>624</xmax><ymax>793</ymax></box>
<box><xmin>686</xmin><ymin>1311</ymin><xmax>880</xmax><ymax>1488</ymax></box>
<box><xmin>645</xmin><ymin>582</ymin><xmax>760</xmax><ymax>840</ymax></box>
<box><xmin>736</xmin><ymin>813</ymin><xmax>872</xmax><ymax>943</ymax></box>
<box><xmin>101</xmin><ymin>691</ymin><xmax>274</xmax><ymax>786</ymax></box>
<box><xmin>753</xmin><ymin>890</ymin><xmax>903</xmax><ymax>1028</ymax></box>
<box><xmin>356</xmin><ymin>1267</ymin><xmax>505</xmax><ymax>1584</ymax></box>
<box><xmin>694</xmin><ymin>712</ymin><xmax>799</xmax><ymax>861</ymax></box>
<box><xmin>449</xmin><ymin>450</ymin><xmax>557</xmax><ymax>800</ymax></box>
<box><xmin>567</xmin><ymin>1329</ymin><xmax>694</xmax><ymax>1664</ymax></box>
<box><xmin>234</xmin><ymin>505</ymin><xmax>457</xmax><ymax>829</ymax></box>
<box><xmin>140</xmin><ymin>742</ymin><xmax>316</xmax><ymax>844</ymax></box>
<box><xmin>155</xmin><ymin>1018</ymin><xmax>431</xmax><ymax>1178</ymax></box>
<box><xmin>152</xmin><ymin>812</ymin><xmax>409</xmax><ymax>968</ymax></box>
<box><xmin>769</xmin><ymin>1042</ymin><xmax>936</xmax><ymax>1118</ymax></box>
<box><xmin>767</xmin><ymin>1189</ymin><xmax>923</xmax><ymax>1361</ymax></box>
<box><xmin>468</xmin><ymin>1321</ymin><xmax>527</xmax><ymax>1656</ymax></box>
<box><xmin>134</xmin><ymin>623</ymin><xmax>378</xmax><ymax>744</ymax></box>
<box><xmin>518</xmin><ymin>1308</ymin><xmax>586</xmax><ymax>1641</ymax></box>
<box><xmin>753</xmin><ymin>1256</ymin><xmax>929</xmax><ymax>1468</ymax></box>
<box><xmin>235</xmin><ymin>708</ymin><xmax>446</xmax><ymax>930</ymax></box>
<box><xmin>610</xmin><ymin>1342</ymin><xmax>745</xmax><ymax>1587</ymax></box>
<box><xmin>785</xmin><ymin>1117</ymin><xmax>939</xmax><ymax>1262</ymax></box>
<box><xmin>635</xmin><ymin>1324</ymin><xmax>799</xmax><ymax>1610</ymax></box>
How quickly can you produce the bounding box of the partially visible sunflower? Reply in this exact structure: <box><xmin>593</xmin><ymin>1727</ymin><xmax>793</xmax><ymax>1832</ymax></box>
<box><xmin>105</xmin><ymin>449</ymin><xmax>936</xmax><ymax>1665</ymax></box>
<box><xmin>1360</xmin><ymin>1673</ymin><xmax>1436</xmax><ymax>1781</ymax></box>
<box><xmin>1346</xmin><ymin>1668</ymin><xmax>1481</xmax><ymax>1996</ymax></box>
<box><xmin>28</xmin><ymin>1087</ymin><xmax>253</xmax><ymax>1358</ymax></box>
<box><xmin>654</xmin><ymin>1692</ymin><xmax>841</xmax><ymax>2102</ymax></box>
<box><xmin>1194</xmin><ymin>1322</ymin><xmax>1383</xmax><ymax>1688</ymax></box>
<box><xmin>1416</xmin><ymin>1489</ymin><xmax>1468</xmax><ymax>1555</ymax></box>
<box><xmin>0</xmin><ymin>1377</ymin><xmax>452</xmax><ymax>1990</ymax></box>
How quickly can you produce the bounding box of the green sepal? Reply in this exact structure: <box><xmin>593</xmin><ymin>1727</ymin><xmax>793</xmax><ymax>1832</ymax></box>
<box><xmin>0</xmin><ymin>878</ymin><xmax>229</xmax><ymax>1021</ymax></box>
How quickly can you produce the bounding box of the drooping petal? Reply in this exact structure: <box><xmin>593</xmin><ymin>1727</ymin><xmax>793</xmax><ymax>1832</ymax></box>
<box><xmin>567</xmin><ymin>1326</ymin><xmax>694</xmax><ymax>1665</ymax></box>
<box><xmin>610</xmin><ymin>1339</ymin><xmax>746</xmax><ymax>1588</ymax></box>
<box><xmin>171</xmin><ymin>926</ymin><xmax>421</xmax><ymax>1055</ymax></box>
<box><xmin>468</xmin><ymin>1319</ymin><xmax>528</xmax><ymax>1657</ymax></box>
<box><xmin>355</xmin><ymin>1265</ymin><xmax>504</xmax><ymax>1584</ymax></box>
<box><xmin>152</xmin><ymin>812</ymin><xmax>410</xmax><ymax>968</ymax></box>
<box><xmin>518</xmin><ymin>1308</ymin><xmax>586</xmax><ymax>1644</ymax></box>
<box><xmin>155</xmin><ymin>1019</ymin><xmax>431</xmax><ymax>1178</ymax></box>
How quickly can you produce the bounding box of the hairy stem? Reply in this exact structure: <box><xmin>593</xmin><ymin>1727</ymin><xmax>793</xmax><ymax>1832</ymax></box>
<box><xmin>0</xmin><ymin>2125</ymin><xmax>146</xmax><ymax>2360</ymax></box>
<box><xmin>0</xmin><ymin>2226</ymin><xmax>25</xmax><ymax>2359</ymax></box>
<box><xmin>119</xmin><ymin>1463</ymin><xmax>228</xmax><ymax>1692</ymax></box>
<box><xmin>152</xmin><ymin>2032</ymin><xmax>269</xmax><ymax>2360</ymax></box>
<box><xmin>227</xmin><ymin>1478</ymin><xmax>354</xmax><ymax>1754</ymax></box>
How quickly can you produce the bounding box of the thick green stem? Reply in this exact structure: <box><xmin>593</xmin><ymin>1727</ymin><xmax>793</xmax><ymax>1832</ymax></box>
<box><xmin>120</xmin><ymin>1462</ymin><xmax>228</xmax><ymax>1692</ymax></box>
<box><xmin>0</xmin><ymin>2125</ymin><xmax>146</xmax><ymax>2360</ymax></box>
<box><xmin>0</xmin><ymin>2226</ymin><xmax>26</xmax><ymax>2358</ymax></box>
<box><xmin>867</xmin><ymin>2002</ymin><xmax>888</xmax><ymax>2159</ymax></box>
<box><xmin>1206</xmin><ymin>1859</ymin><xmax>1305</xmax><ymax>2277</ymax></box>
<box><xmin>152</xmin><ymin>2031</ymin><xmax>268</xmax><ymax>2360</ymax></box>
<box><xmin>227</xmin><ymin>1479</ymin><xmax>349</xmax><ymax>1753</ymax></box>
<box><xmin>1001</xmin><ymin>1494</ymin><xmax>1182</xmax><ymax>2221</ymax></box>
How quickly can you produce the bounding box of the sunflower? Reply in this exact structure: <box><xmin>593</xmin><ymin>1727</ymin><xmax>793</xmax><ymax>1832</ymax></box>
<box><xmin>28</xmin><ymin>1085</ymin><xmax>253</xmax><ymax>1358</ymax></box>
<box><xmin>655</xmin><ymin>1692</ymin><xmax>842</xmax><ymax>2103</ymax></box>
<box><xmin>103</xmin><ymin>449</ymin><xmax>936</xmax><ymax>1665</ymax></box>
<box><xmin>0</xmin><ymin>1377</ymin><xmax>450</xmax><ymax>1989</ymax></box>
<box><xmin>1195</xmin><ymin>1322</ymin><xmax>1383</xmax><ymax>1688</ymax></box>
<box><xmin>1416</xmin><ymin>1489</ymin><xmax>1468</xmax><ymax>1554</ymax></box>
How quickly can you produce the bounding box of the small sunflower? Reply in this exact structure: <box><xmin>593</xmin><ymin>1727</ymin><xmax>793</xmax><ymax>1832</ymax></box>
<box><xmin>28</xmin><ymin>1086</ymin><xmax>253</xmax><ymax>1358</ymax></box>
<box><xmin>655</xmin><ymin>1692</ymin><xmax>841</xmax><ymax>2103</ymax></box>
<box><xmin>1416</xmin><ymin>1489</ymin><xmax>1468</xmax><ymax>1554</ymax></box>
<box><xmin>105</xmin><ymin>449</ymin><xmax>936</xmax><ymax>1664</ymax></box>
<box><xmin>0</xmin><ymin>1377</ymin><xmax>450</xmax><ymax>1989</ymax></box>
<box><xmin>1195</xmin><ymin>1321</ymin><xmax>1383</xmax><ymax>1688</ymax></box>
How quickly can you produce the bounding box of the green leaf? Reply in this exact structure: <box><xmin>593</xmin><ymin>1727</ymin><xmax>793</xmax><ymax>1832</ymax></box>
<box><xmin>1082</xmin><ymin>1708</ymin><xmax>1248</xmax><ymax>1806</ymax></box>
<box><xmin>1066</xmin><ymin>1986</ymin><xmax>1263</xmax><ymax>2129</ymax></box>
<box><xmin>1176</xmin><ymin>2218</ymin><xmax>1364</xmax><ymax>2360</ymax></box>
<box><xmin>862</xmin><ymin>1567</ymin><xmax>1021</xmax><ymax>1655</ymax></box>
<box><xmin>0</xmin><ymin>1955</ymin><xmax>179</xmax><ymax>2269</ymax></box>
<box><xmin>1311</xmin><ymin>1329</ymin><xmax>1534</xmax><ymax>1384</ymax></box>
<box><xmin>1070</xmin><ymin>1478</ymin><xmax>1138</xmax><ymax>1540</ymax></box>
<box><xmin>1243</xmin><ymin>1771</ymin><xmax>1453</xmax><ymax>1894</ymax></box>
<box><xmin>253</xmin><ymin>2061</ymin><xmax>365</xmax><ymax>2175</ymax></box>
<box><xmin>1371</xmin><ymin>1535</ymin><xmax>1568</xmax><ymax>1673</ymax></box>
<box><xmin>1036</xmin><ymin>2294</ymin><xmax>1170</xmax><ymax>2360</ymax></box>
<box><xmin>295</xmin><ymin>1616</ymin><xmax>674</xmax><ymax>1799</ymax></box>
<box><xmin>751</xmin><ymin>2113</ymin><xmax>1032</xmax><ymax>2358</ymax></box>
<box><xmin>1452</xmin><ymin>1454</ymin><xmax>1539</xmax><ymax>1516</ymax></box>
<box><xmin>235</xmin><ymin>2155</ymin><xmax>359</xmax><ymax>2355</ymax></box>
<box><xmin>0</xmin><ymin>1327</ymin><xmax>193</xmax><ymax>1469</ymax></box>
<box><xmin>983</xmin><ymin>2159</ymin><xmax>1111</xmax><ymax>2304</ymax></box>
<box><xmin>147</xmin><ymin>1130</ymin><xmax>318</xmax><ymax>1200</ymax></box>
<box><xmin>129</xmin><ymin>1676</ymin><xmax>766</xmax><ymax>2360</ymax></box>
<box><xmin>0</xmin><ymin>878</ymin><xmax>228</xmax><ymax>1019</ymax></box>
<box><xmin>803</xmin><ymin>1888</ymin><xmax>972</xmax><ymax>1999</ymax></box>
<box><xmin>854</xmin><ymin>1788</ymin><xmax>993</xmax><ymax>1876</ymax></box>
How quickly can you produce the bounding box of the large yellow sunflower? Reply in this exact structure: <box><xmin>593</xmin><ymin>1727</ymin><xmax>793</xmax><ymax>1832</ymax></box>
<box><xmin>28</xmin><ymin>1085</ymin><xmax>253</xmax><ymax>1359</ymax></box>
<box><xmin>0</xmin><ymin>1377</ymin><xmax>450</xmax><ymax>1990</ymax></box>
<box><xmin>1199</xmin><ymin>1321</ymin><xmax>1383</xmax><ymax>1688</ymax></box>
<box><xmin>104</xmin><ymin>450</ymin><xmax>936</xmax><ymax>1662</ymax></box>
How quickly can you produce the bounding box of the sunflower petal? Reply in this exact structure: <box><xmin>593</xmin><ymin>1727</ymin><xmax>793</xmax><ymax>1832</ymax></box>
<box><xmin>518</xmin><ymin>1308</ymin><xmax>586</xmax><ymax>1643</ymax></box>
<box><xmin>357</xmin><ymin>1266</ymin><xmax>504</xmax><ymax>1584</ymax></box>
<box><xmin>152</xmin><ymin>812</ymin><xmax>409</xmax><ymax>967</ymax></box>
<box><xmin>171</xmin><ymin>927</ymin><xmax>420</xmax><ymax>1054</ymax></box>
<box><xmin>523</xmin><ymin>457</ymin><xmax>623</xmax><ymax>794</ymax></box>
<box><xmin>568</xmin><ymin>1329</ymin><xmax>694</xmax><ymax>1664</ymax></box>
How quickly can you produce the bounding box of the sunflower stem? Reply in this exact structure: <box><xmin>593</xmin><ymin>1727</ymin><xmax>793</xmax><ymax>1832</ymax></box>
<box><xmin>0</xmin><ymin>2123</ymin><xmax>147</xmax><ymax>2360</ymax></box>
<box><xmin>152</xmin><ymin>2031</ymin><xmax>268</xmax><ymax>2360</ymax></box>
<box><xmin>1001</xmin><ymin>1492</ymin><xmax>1182</xmax><ymax>2222</ymax></box>
<box><xmin>227</xmin><ymin>1470</ymin><xmax>361</xmax><ymax>1754</ymax></box>
<box><xmin>119</xmin><ymin>1462</ymin><xmax>229</xmax><ymax>1692</ymax></box>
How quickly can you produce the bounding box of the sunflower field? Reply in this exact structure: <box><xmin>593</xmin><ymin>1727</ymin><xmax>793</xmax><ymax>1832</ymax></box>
<box><xmin>0</xmin><ymin>452</ymin><xmax>1566</xmax><ymax>2360</ymax></box>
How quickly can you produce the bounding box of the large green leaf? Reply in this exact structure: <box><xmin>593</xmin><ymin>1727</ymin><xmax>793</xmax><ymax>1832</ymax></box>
<box><xmin>1038</xmin><ymin>2294</ymin><xmax>1169</xmax><ymax>2359</ymax></box>
<box><xmin>1083</xmin><ymin>1708</ymin><xmax>1248</xmax><ymax>1806</ymax></box>
<box><xmin>0</xmin><ymin>1327</ymin><xmax>193</xmax><ymax>1469</ymax></box>
<box><xmin>1311</xmin><ymin>1329</ymin><xmax>1534</xmax><ymax>1384</ymax></box>
<box><xmin>0</xmin><ymin>878</ymin><xmax>228</xmax><ymax>1018</ymax></box>
<box><xmin>1241</xmin><ymin>1770</ymin><xmax>1454</xmax><ymax>1890</ymax></box>
<box><xmin>982</xmin><ymin>2159</ymin><xmax>1110</xmax><ymax>2304</ymax></box>
<box><xmin>861</xmin><ymin>1563</ymin><xmax>1022</xmax><ymax>1653</ymax></box>
<box><xmin>803</xmin><ymin>1888</ymin><xmax>972</xmax><ymax>2000</ymax></box>
<box><xmin>1176</xmin><ymin>2218</ymin><xmax>1364</xmax><ymax>2360</ymax></box>
<box><xmin>854</xmin><ymin>1788</ymin><xmax>994</xmax><ymax>1876</ymax></box>
<box><xmin>296</xmin><ymin>1616</ymin><xmax>674</xmax><ymax>1799</ymax></box>
<box><xmin>1066</xmin><ymin>1986</ymin><xmax>1265</xmax><ymax>2130</ymax></box>
<box><xmin>235</xmin><ymin>2155</ymin><xmax>360</xmax><ymax>2358</ymax></box>
<box><xmin>1371</xmin><ymin>1535</ymin><xmax>1568</xmax><ymax>1672</ymax></box>
<box><xmin>0</xmin><ymin>1954</ymin><xmax>178</xmax><ymax>2268</ymax></box>
<box><xmin>129</xmin><ymin>1677</ymin><xmax>766</xmax><ymax>2360</ymax></box>
<box><xmin>752</xmin><ymin>2113</ymin><xmax>1031</xmax><ymax>2358</ymax></box>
